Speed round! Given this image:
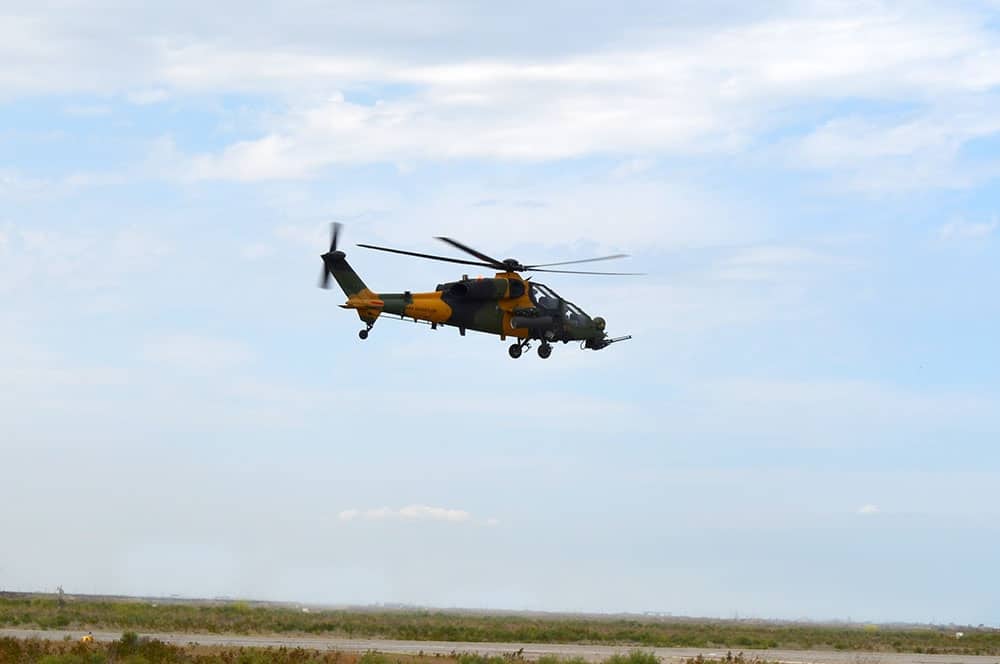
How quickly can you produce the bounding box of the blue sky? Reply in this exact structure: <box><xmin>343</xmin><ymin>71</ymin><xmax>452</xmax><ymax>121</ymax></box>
<box><xmin>2</xmin><ymin>0</ymin><xmax>1000</xmax><ymax>625</ymax></box>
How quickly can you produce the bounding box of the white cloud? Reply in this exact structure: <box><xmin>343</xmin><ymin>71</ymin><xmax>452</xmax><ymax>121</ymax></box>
<box><xmin>691</xmin><ymin>378</ymin><xmax>1000</xmax><ymax>448</ymax></box>
<box><xmin>64</xmin><ymin>103</ymin><xmax>113</xmax><ymax>117</ymax></box>
<box><xmin>126</xmin><ymin>88</ymin><xmax>169</xmax><ymax>105</ymax></box>
<box><xmin>47</xmin><ymin>5</ymin><xmax>984</xmax><ymax>184</ymax></box>
<box><xmin>709</xmin><ymin>246</ymin><xmax>837</xmax><ymax>283</ymax></box>
<box><xmin>142</xmin><ymin>334</ymin><xmax>251</xmax><ymax>373</ymax></box>
<box><xmin>338</xmin><ymin>504</ymin><xmax>476</xmax><ymax>523</ymax></box>
<box><xmin>265</xmin><ymin>176</ymin><xmax>739</xmax><ymax>252</ymax></box>
<box><xmin>241</xmin><ymin>242</ymin><xmax>276</xmax><ymax>260</ymax></box>
<box><xmin>938</xmin><ymin>218</ymin><xmax>998</xmax><ymax>240</ymax></box>
<box><xmin>0</xmin><ymin>170</ymin><xmax>48</xmax><ymax>200</ymax></box>
<box><xmin>5</xmin><ymin>3</ymin><xmax>999</xmax><ymax>189</ymax></box>
<box><xmin>790</xmin><ymin>104</ymin><xmax>1000</xmax><ymax>191</ymax></box>
<box><xmin>858</xmin><ymin>504</ymin><xmax>880</xmax><ymax>515</ymax></box>
<box><xmin>151</xmin><ymin>7</ymin><xmax>999</xmax><ymax>102</ymax></box>
<box><xmin>399</xmin><ymin>505</ymin><xmax>472</xmax><ymax>522</ymax></box>
<box><xmin>0</xmin><ymin>222</ymin><xmax>170</xmax><ymax>297</ymax></box>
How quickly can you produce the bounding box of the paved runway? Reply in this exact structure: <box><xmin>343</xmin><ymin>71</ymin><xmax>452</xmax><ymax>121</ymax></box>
<box><xmin>2</xmin><ymin>628</ymin><xmax>997</xmax><ymax>664</ymax></box>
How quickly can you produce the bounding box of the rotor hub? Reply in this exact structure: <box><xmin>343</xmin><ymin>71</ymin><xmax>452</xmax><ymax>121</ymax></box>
<box><xmin>502</xmin><ymin>258</ymin><xmax>524</xmax><ymax>271</ymax></box>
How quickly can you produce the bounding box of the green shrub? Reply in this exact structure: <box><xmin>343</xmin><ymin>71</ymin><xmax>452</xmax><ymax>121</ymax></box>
<box><xmin>360</xmin><ymin>651</ymin><xmax>391</xmax><ymax>664</ymax></box>
<box><xmin>538</xmin><ymin>656</ymin><xmax>588</xmax><ymax>664</ymax></box>
<box><xmin>606</xmin><ymin>651</ymin><xmax>660</xmax><ymax>664</ymax></box>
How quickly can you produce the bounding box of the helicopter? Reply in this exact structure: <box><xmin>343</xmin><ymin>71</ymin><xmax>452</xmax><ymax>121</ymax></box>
<box><xmin>318</xmin><ymin>224</ymin><xmax>640</xmax><ymax>359</ymax></box>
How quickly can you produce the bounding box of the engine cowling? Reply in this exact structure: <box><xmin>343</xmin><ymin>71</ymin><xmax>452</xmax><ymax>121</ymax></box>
<box><xmin>446</xmin><ymin>278</ymin><xmax>515</xmax><ymax>300</ymax></box>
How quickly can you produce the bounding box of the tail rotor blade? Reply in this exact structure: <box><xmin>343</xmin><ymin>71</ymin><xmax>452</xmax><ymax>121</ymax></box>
<box><xmin>319</xmin><ymin>261</ymin><xmax>332</xmax><ymax>289</ymax></box>
<box><xmin>319</xmin><ymin>222</ymin><xmax>342</xmax><ymax>288</ymax></box>
<box><xmin>329</xmin><ymin>222</ymin><xmax>342</xmax><ymax>252</ymax></box>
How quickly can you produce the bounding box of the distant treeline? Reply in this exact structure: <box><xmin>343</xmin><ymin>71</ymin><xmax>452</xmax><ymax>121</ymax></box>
<box><xmin>1</xmin><ymin>596</ymin><xmax>998</xmax><ymax>656</ymax></box>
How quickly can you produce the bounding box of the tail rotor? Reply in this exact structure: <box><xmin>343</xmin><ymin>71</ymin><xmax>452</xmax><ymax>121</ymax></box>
<box><xmin>318</xmin><ymin>222</ymin><xmax>342</xmax><ymax>289</ymax></box>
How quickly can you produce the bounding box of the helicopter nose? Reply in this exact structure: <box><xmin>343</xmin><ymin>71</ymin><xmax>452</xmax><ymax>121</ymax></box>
<box><xmin>593</xmin><ymin>316</ymin><xmax>606</xmax><ymax>331</ymax></box>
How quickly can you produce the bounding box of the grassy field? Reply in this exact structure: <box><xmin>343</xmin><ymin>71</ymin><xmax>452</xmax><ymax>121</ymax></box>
<box><xmin>0</xmin><ymin>635</ymin><xmax>769</xmax><ymax>664</ymax></box>
<box><xmin>1</xmin><ymin>595</ymin><xmax>997</xmax><ymax>656</ymax></box>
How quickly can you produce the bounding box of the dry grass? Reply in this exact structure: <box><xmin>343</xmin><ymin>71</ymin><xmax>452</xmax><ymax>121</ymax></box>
<box><xmin>0</xmin><ymin>595</ymin><xmax>996</xmax><ymax>656</ymax></box>
<box><xmin>0</xmin><ymin>637</ymin><xmax>710</xmax><ymax>664</ymax></box>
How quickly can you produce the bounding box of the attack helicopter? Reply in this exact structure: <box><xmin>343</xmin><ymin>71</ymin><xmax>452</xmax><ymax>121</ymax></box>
<box><xmin>318</xmin><ymin>224</ymin><xmax>640</xmax><ymax>359</ymax></box>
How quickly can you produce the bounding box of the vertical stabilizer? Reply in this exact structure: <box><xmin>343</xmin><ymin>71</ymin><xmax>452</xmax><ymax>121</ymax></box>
<box><xmin>318</xmin><ymin>223</ymin><xmax>372</xmax><ymax>298</ymax></box>
<box><xmin>325</xmin><ymin>251</ymin><xmax>369</xmax><ymax>298</ymax></box>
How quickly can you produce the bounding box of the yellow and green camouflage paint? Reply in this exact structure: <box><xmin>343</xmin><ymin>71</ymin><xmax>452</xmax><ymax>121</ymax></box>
<box><xmin>327</xmin><ymin>251</ymin><xmax>611</xmax><ymax>346</ymax></box>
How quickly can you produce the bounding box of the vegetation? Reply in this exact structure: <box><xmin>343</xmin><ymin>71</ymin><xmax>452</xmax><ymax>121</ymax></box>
<box><xmin>0</xmin><ymin>634</ymin><xmax>403</xmax><ymax>664</ymax></box>
<box><xmin>0</xmin><ymin>637</ymin><xmax>768</xmax><ymax>664</ymax></box>
<box><xmin>0</xmin><ymin>595</ymin><xmax>998</xmax><ymax>656</ymax></box>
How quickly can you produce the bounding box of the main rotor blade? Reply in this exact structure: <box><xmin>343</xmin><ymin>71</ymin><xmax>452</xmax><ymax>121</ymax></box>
<box><xmin>357</xmin><ymin>243</ymin><xmax>497</xmax><ymax>269</ymax></box>
<box><xmin>434</xmin><ymin>237</ymin><xmax>506</xmax><ymax>269</ymax></box>
<box><xmin>525</xmin><ymin>253</ymin><xmax>628</xmax><ymax>268</ymax></box>
<box><xmin>528</xmin><ymin>267</ymin><xmax>646</xmax><ymax>275</ymax></box>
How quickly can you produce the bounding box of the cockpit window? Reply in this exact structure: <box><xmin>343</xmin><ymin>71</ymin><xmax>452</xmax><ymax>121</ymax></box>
<box><xmin>564</xmin><ymin>301</ymin><xmax>591</xmax><ymax>327</ymax></box>
<box><xmin>530</xmin><ymin>283</ymin><xmax>562</xmax><ymax>311</ymax></box>
<box><xmin>530</xmin><ymin>283</ymin><xmax>591</xmax><ymax>327</ymax></box>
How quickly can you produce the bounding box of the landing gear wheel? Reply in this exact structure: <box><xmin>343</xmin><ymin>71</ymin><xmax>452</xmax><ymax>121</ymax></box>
<box><xmin>508</xmin><ymin>343</ymin><xmax>522</xmax><ymax>359</ymax></box>
<box><xmin>358</xmin><ymin>329</ymin><xmax>369</xmax><ymax>340</ymax></box>
<box><xmin>538</xmin><ymin>343</ymin><xmax>552</xmax><ymax>359</ymax></box>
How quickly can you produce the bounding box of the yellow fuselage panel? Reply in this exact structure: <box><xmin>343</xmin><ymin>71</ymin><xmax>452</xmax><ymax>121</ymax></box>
<box><xmin>348</xmin><ymin>273</ymin><xmax>538</xmax><ymax>338</ymax></box>
<box><xmin>496</xmin><ymin>272</ymin><xmax>534</xmax><ymax>338</ymax></box>
<box><xmin>404</xmin><ymin>292</ymin><xmax>453</xmax><ymax>323</ymax></box>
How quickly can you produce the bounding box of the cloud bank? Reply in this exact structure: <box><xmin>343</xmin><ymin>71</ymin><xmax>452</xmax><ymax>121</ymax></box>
<box><xmin>338</xmin><ymin>505</ymin><xmax>495</xmax><ymax>525</ymax></box>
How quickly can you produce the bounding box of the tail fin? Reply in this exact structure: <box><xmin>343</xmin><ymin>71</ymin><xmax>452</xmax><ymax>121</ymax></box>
<box><xmin>318</xmin><ymin>224</ymin><xmax>380</xmax><ymax>324</ymax></box>
<box><xmin>326</xmin><ymin>251</ymin><xmax>370</xmax><ymax>298</ymax></box>
<box><xmin>318</xmin><ymin>222</ymin><xmax>369</xmax><ymax>297</ymax></box>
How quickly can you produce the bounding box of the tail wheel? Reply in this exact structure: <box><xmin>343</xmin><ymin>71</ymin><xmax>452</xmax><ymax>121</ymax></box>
<box><xmin>508</xmin><ymin>343</ymin><xmax>522</xmax><ymax>359</ymax></box>
<box><xmin>359</xmin><ymin>329</ymin><xmax>369</xmax><ymax>340</ymax></box>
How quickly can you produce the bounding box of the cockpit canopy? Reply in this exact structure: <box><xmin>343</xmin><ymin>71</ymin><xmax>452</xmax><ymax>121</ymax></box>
<box><xmin>530</xmin><ymin>282</ymin><xmax>593</xmax><ymax>328</ymax></box>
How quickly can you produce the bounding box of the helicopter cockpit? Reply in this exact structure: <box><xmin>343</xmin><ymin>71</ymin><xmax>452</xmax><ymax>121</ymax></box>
<box><xmin>529</xmin><ymin>282</ymin><xmax>593</xmax><ymax>328</ymax></box>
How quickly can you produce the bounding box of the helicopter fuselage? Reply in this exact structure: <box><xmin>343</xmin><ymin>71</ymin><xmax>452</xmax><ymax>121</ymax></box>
<box><xmin>320</xmin><ymin>228</ymin><xmax>634</xmax><ymax>356</ymax></box>
<box><xmin>344</xmin><ymin>271</ymin><xmax>609</xmax><ymax>346</ymax></box>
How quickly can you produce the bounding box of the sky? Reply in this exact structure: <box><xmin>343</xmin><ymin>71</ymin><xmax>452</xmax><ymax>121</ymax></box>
<box><xmin>2</xmin><ymin>0</ymin><xmax>999</xmax><ymax>626</ymax></box>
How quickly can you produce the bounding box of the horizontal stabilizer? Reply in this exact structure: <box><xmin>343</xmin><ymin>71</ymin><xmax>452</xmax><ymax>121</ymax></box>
<box><xmin>342</xmin><ymin>298</ymin><xmax>385</xmax><ymax>310</ymax></box>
